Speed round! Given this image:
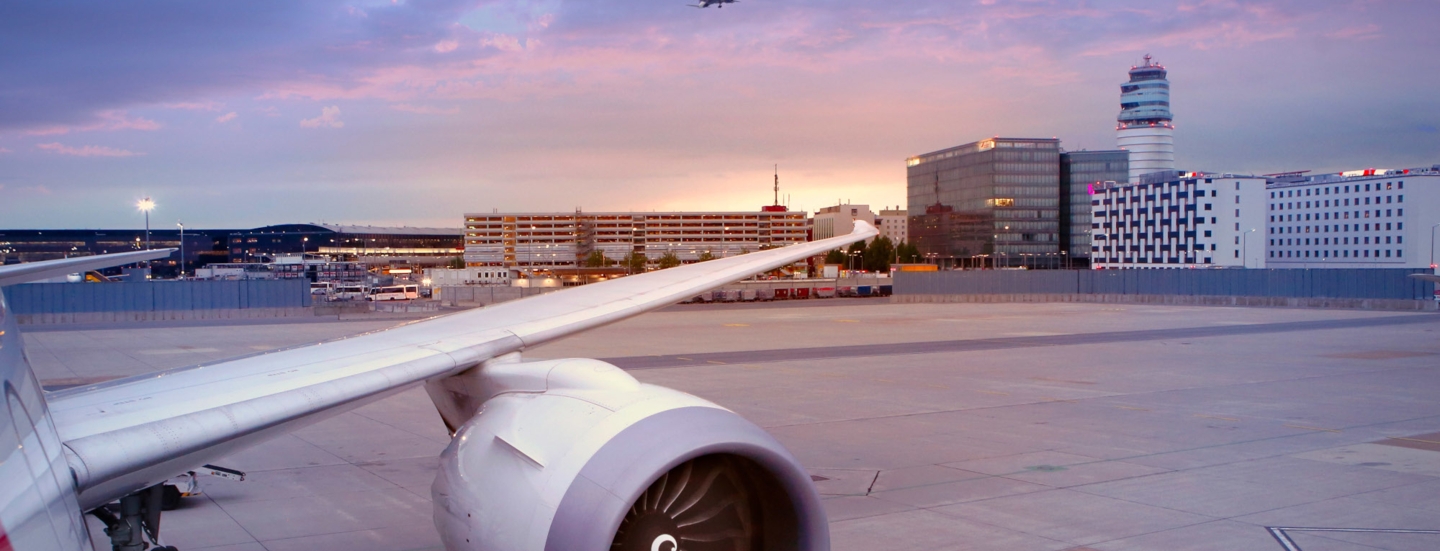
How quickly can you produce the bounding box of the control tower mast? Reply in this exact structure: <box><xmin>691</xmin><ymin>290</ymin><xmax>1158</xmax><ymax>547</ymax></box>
<box><xmin>1117</xmin><ymin>54</ymin><xmax>1174</xmax><ymax>183</ymax></box>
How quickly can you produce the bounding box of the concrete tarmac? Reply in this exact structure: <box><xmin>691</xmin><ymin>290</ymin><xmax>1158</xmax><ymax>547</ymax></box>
<box><xmin>21</xmin><ymin>300</ymin><xmax>1440</xmax><ymax>551</ymax></box>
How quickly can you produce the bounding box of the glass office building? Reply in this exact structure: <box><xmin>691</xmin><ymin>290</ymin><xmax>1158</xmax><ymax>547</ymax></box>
<box><xmin>906</xmin><ymin>138</ymin><xmax>1062</xmax><ymax>268</ymax></box>
<box><xmin>1060</xmin><ymin>151</ymin><xmax>1129</xmax><ymax>266</ymax></box>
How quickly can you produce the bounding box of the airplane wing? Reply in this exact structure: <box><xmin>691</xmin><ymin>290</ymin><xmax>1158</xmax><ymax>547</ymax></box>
<box><xmin>48</xmin><ymin>222</ymin><xmax>877</xmax><ymax>510</ymax></box>
<box><xmin>1409</xmin><ymin>273</ymin><xmax>1440</xmax><ymax>284</ymax></box>
<box><xmin>0</xmin><ymin>249</ymin><xmax>174</xmax><ymax>287</ymax></box>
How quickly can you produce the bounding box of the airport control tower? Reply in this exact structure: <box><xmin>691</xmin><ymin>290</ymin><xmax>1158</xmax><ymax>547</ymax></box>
<box><xmin>1117</xmin><ymin>54</ymin><xmax>1174</xmax><ymax>183</ymax></box>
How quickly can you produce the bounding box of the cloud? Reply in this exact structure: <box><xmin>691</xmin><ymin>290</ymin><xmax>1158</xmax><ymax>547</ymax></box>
<box><xmin>24</xmin><ymin>110</ymin><xmax>161</xmax><ymax>136</ymax></box>
<box><xmin>391</xmin><ymin>103</ymin><xmax>460</xmax><ymax>115</ymax></box>
<box><xmin>216</xmin><ymin>111</ymin><xmax>239</xmax><ymax>123</ymax></box>
<box><xmin>434</xmin><ymin>40</ymin><xmax>459</xmax><ymax>53</ymax></box>
<box><xmin>300</xmin><ymin>106</ymin><xmax>344</xmax><ymax>128</ymax></box>
<box><xmin>1327</xmin><ymin>23</ymin><xmax>1381</xmax><ymax>41</ymax></box>
<box><xmin>165</xmin><ymin>101</ymin><xmax>223</xmax><ymax>111</ymax></box>
<box><xmin>253</xmin><ymin>106</ymin><xmax>280</xmax><ymax>117</ymax></box>
<box><xmin>0</xmin><ymin>147</ymin><xmax>11</xmax><ymax>153</ymax></box>
<box><xmin>36</xmin><ymin>142</ymin><xmax>141</xmax><ymax>157</ymax></box>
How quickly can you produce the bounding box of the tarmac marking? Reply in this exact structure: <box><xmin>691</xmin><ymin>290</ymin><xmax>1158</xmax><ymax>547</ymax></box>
<box><xmin>1030</xmin><ymin>376</ymin><xmax>1097</xmax><ymax>385</ymax></box>
<box><xmin>1195</xmin><ymin>414</ymin><xmax>1241</xmax><ymax>422</ymax></box>
<box><xmin>975</xmin><ymin>390</ymin><xmax>1010</xmax><ymax>396</ymax></box>
<box><xmin>835</xmin><ymin>319</ymin><xmax>861</xmax><ymax>323</ymax></box>
<box><xmin>925</xmin><ymin>383</ymin><xmax>948</xmax><ymax>389</ymax></box>
<box><xmin>1285</xmin><ymin>424</ymin><xmax>1343</xmax><ymax>433</ymax></box>
<box><xmin>1040</xmin><ymin>396</ymin><xmax>1080</xmax><ymax>403</ymax></box>
<box><xmin>873</xmin><ymin>378</ymin><xmax>894</xmax><ymax>383</ymax></box>
<box><xmin>705</xmin><ymin>360</ymin><xmax>727</xmax><ymax>365</ymax></box>
<box><xmin>723</xmin><ymin>323</ymin><xmax>750</xmax><ymax>327</ymax></box>
<box><xmin>601</xmin><ymin>314</ymin><xmax>1440</xmax><ymax>370</ymax></box>
<box><xmin>1385</xmin><ymin>436</ymin><xmax>1440</xmax><ymax>445</ymax></box>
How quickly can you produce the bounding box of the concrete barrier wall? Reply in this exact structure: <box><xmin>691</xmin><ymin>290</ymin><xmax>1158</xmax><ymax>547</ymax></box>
<box><xmin>896</xmin><ymin>269</ymin><xmax>1436</xmax><ymax>301</ymax></box>
<box><xmin>893</xmin><ymin>293</ymin><xmax>1438</xmax><ymax>311</ymax></box>
<box><xmin>3</xmin><ymin>280</ymin><xmax>313</xmax><ymax>314</ymax></box>
<box><xmin>436</xmin><ymin>286</ymin><xmax>559</xmax><ymax>307</ymax></box>
<box><xmin>14</xmin><ymin>307</ymin><xmax>316</xmax><ymax>325</ymax></box>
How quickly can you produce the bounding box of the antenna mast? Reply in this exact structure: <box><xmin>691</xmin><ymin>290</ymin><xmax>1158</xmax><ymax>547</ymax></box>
<box><xmin>774</xmin><ymin>164</ymin><xmax>779</xmax><ymax>206</ymax></box>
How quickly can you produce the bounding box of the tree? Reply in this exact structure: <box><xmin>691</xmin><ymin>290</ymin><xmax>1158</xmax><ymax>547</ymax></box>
<box><xmin>697</xmin><ymin>251</ymin><xmax>716</xmax><ymax>262</ymax></box>
<box><xmin>895</xmin><ymin>241</ymin><xmax>921</xmax><ymax>264</ymax></box>
<box><xmin>625</xmin><ymin>252</ymin><xmax>649</xmax><ymax>274</ymax></box>
<box><xmin>583</xmin><ymin>250</ymin><xmax>608</xmax><ymax>268</ymax></box>
<box><xmin>658</xmin><ymin>251</ymin><xmax>681</xmax><ymax>269</ymax></box>
<box><xmin>864</xmin><ymin>236</ymin><xmax>894</xmax><ymax>272</ymax></box>
<box><xmin>824</xmin><ymin>249</ymin><xmax>846</xmax><ymax>265</ymax></box>
<box><xmin>447</xmin><ymin>256</ymin><xmax>465</xmax><ymax>269</ymax></box>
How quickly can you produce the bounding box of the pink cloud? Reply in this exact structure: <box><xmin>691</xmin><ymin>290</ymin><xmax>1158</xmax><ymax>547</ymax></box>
<box><xmin>1327</xmin><ymin>23</ymin><xmax>1381</xmax><ymax>40</ymax></box>
<box><xmin>26</xmin><ymin>110</ymin><xmax>162</xmax><ymax>136</ymax></box>
<box><xmin>36</xmin><ymin>142</ymin><xmax>141</xmax><ymax>157</ymax></box>
<box><xmin>0</xmin><ymin>147</ymin><xmax>12</xmax><ymax>153</ymax></box>
<box><xmin>165</xmin><ymin>101</ymin><xmax>223</xmax><ymax>111</ymax></box>
<box><xmin>216</xmin><ymin>111</ymin><xmax>239</xmax><ymax>123</ymax></box>
<box><xmin>434</xmin><ymin>40</ymin><xmax>459</xmax><ymax>53</ymax></box>
<box><xmin>391</xmin><ymin>103</ymin><xmax>460</xmax><ymax>115</ymax></box>
<box><xmin>299</xmin><ymin>106</ymin><xmax>344</xmax><ymax>128</ymax></box>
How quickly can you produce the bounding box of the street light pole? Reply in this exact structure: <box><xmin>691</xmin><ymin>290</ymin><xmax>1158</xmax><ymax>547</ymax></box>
<box><xmin>1430</xmin><ymin>223</ymin><xmax>1440</xmax><ymax>271</ymax></box>
<box><xmin>136</xmin><ymin>197</ymin><xmax>155</xmax><ymax>276</ymax></box>
<box><xmin>177</xmin><ymin>221</ymin><xmax>185</xmax><ymax>278</ymax></box>
<box><xmin>1243</xmin><ymin>228</ymin><xmax>1256</xmax><ymax>269</ymax></box>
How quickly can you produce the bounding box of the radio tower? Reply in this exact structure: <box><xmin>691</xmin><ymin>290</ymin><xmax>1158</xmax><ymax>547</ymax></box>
<box><xmin>1117</xmin><ymin>54</ymin><xmax>1175</xmax><ymax>182</ymax></box>
<box><xmin>762</xmin><ymin>164</ymin><xmax>788</xmax><ymax>212</ymax></box>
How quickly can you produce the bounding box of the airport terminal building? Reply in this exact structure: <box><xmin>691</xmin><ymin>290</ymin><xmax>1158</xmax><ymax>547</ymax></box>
<box><xmin>462</xmin><ymin>211</ymin><xmax>808</xmax><ymax>270</ymax></box>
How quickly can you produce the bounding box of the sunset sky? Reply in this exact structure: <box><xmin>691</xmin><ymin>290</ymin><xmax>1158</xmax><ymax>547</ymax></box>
<box><xmin>2</xmin><ymin>0</ymin><xmax>1437</xmax><ymax>229</ymax></box>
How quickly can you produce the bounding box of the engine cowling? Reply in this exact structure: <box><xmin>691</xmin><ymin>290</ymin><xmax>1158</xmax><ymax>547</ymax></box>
<box><xmin>430</xmin><ymin>358</ymin><xmax>827</xmax><ymax>551</ymax></box>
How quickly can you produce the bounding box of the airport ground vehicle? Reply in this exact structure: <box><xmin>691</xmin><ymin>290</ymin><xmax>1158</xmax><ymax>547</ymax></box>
<box><xmin>368</xmin><ymin>284</ymin><xmax>419</xmax><ymax>301</ymax></box>
<box><xmin>335</xmin><ymin>284</ymin><xmax>369</xmax><ymax>301</ymax></box>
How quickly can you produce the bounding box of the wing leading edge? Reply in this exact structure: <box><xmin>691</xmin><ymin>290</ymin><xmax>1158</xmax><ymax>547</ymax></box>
<box><xmin>49</xmin><ymin>222</ymin><xmax>878</xmax><ymax>509</ymax></box>
<box><xmin>0</xmin><ymin>249</ymin><xmax>175</xmax><ymax>287</ymax></box>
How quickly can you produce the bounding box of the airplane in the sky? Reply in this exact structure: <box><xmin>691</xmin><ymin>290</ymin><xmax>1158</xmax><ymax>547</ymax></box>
<box><xmin>1</xmin><ymin>222</ymin><xmax>875</xmax><ymax>551</ymax></box>
<box><xmin>689</xmin><ymin>0</ymin><xmax>737</xmax><ymax>8</ymax></box>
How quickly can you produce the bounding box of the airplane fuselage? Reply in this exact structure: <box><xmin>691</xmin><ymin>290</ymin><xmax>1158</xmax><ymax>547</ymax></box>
<box><xmin>0</xmin><ymin>290</ymin><xmax>91</xmax><ymax>550</ymax></box>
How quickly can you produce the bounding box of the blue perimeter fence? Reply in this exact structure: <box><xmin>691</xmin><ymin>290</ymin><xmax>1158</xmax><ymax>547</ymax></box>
<box><xmin>895</xmin><ymin>269</ymin><xmax>1437</xmax><ymax>301</ymax></box>
<box><xmin>3</xmin><ymin>280</ymin><xmax>313</xmax><ymax>314</ymax></box>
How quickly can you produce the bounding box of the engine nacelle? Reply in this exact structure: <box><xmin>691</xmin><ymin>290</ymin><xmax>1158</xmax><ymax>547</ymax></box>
<box><xmin>430</xmin><ymin>357</ymin><xmax>827</xmax><ymax>551</ymax></box>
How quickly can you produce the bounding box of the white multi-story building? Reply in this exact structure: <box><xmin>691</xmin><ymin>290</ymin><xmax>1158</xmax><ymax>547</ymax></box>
<box><xmin>1265</xmin><ymin>166</ymin><xmax>1440</xmax><ymax>268</ymax></box>
<box><xmin>1091</xmin><ymin>171</ymin><xmax>1268</xmax><ymax>268</ymax></box>
<box><xmin>463</xmin><ymin>211</ymin><xmax>808</xmax><ymax>270</ymax></box>
<box><xmin>812</xmin><ymin>203</ymin><xmax>875</xmax><ymax>242</ymax></box>
<box><xmin>875</xmin><ymin>208</ymin><xmax>908</xmax><ymax>243</ymax></box>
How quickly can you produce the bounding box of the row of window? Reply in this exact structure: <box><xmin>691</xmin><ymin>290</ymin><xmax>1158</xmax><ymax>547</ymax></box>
<box><xmin>1272</xmin><ymin>208</ymin><xmax>1402</xmax><ymax>222</ymax></box>
<box><xmin>1093</xmin><ymin>189</ymin><xmax>1218</xmax><ymax>205</ymax></box>
<box><xmin>1272</xmin><ymin>222</ymin><xmax>1404</xmax><ymax>235</ymax></box>
<box><xmin>1273</xmin><ymin>195</ymin><xmax>1402</xmax><ymax>210</ymax></box>
<box><xmin>1098</xmin><ymin>257</ymin><xmax>1215</xmax><ymax>264</ymax></box>
<box><xmin>1095</xmin><ymin>243</ymin><xmax>1218</xmax><ymax>252</ymax></box>
<box><xmin>1270</xmin><ymin>181</ymin><xmax>1403</xmax><ymax>198</ymax></box>
<box><xmin>1096</xmin><ymin>230</ymin><xmax>1214</xmax><ymax>240</ymax></box>
<box><xmin>1270</xmin><ymin>249</ymin><xmax>1402</xmax><ymax>259</ymax></box>
<box><xmin>1272</xmin><ymin>235</ymin><xmax>1401</xmax><ymax>247</ymax></box>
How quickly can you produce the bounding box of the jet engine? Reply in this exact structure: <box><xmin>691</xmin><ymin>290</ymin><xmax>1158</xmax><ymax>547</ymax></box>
<box><xmin>427</xmin><ymin>357</ymin><xmax>827</xmax><ymax>551</ymax></box>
